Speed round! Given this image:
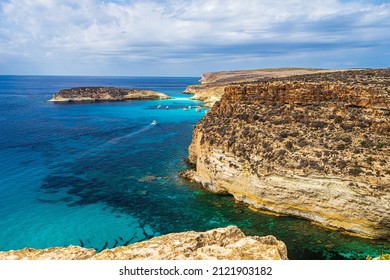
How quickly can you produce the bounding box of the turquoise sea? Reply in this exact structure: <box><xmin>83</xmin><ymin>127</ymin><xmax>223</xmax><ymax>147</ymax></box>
<box><xmin>0</xmin><ymin>76</ymin><xmax>389</xmax><ymax>259</ymax></box>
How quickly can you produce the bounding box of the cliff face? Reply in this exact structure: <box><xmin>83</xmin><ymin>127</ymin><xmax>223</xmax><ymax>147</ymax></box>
<box><xmin>48</xmin><ymin>87</ymin><xmax>170</xmax><ymax>102</ymax></box>
<box><xmin>0</xmin><ymin>226</ymin><xmax>287</xmax><ymax>260</ymax></box>
<box><xmin>186</xmin><ymin>69</ymin><xmax>390</xmax><ymax>240</ymax></box>
<box><xmin>184</xmin><ymin>68</ymin><xmax>346</xmax><ymax>106</ymax></box>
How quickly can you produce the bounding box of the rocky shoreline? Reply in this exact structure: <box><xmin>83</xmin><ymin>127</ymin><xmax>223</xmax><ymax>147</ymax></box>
<box><xmin>5</xmin><ymin>70</ymin><xmax>389</xmax><ymax>259</ymax></box>
<box><xmin>0</xmin><ymin>226</ymin><xmax>287</xmax><ymax>260</ymax></box>
<box><xmin>48</xmin><ymin>86</ymin><xmax>170</xmax><ymax>102</ymax></box>
<box><xmin>183</xmin><ymin>68</ymin><xmax>390</xmax><ymax>240</ymax></box>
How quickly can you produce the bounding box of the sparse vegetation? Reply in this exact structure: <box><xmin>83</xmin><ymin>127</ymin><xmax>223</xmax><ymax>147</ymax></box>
<box><xmin>285</xmin><ymin>141</ymin><xmax>294</xmax><ymax>151</ymax></box>
<box><xmin>340</xmin><ymin>123</ymin><xmax>353</xmax><ymax>131</ymax></box>
<box><xmin>193</xmin><ymin>68</ymin><xmax>389</xmax><ymax>183</ymax></box>
<box><xmin>360</xmin><ymin>140</ymin><xmax>373</xmax><ymax>148</ymax></box>
<box><xmin>336</xmin><ymin>144</ymin><xmax>346</xmax><ymax>151</ymax></box>
<box><xmin>313</xmin><ymin>121</ymin><xmax>327</xmax><ymax>129</ymax></box>
<box><xmin>366</xmin><ymin>157</ymin><xmax>375</xmax><ymax>164</ymax></box>
<box><xmin>337</xmin><ymin>160</ymin><xmax>347</xmax><ymax>169</ymax></box>
<box><xmin>376</xmin><ymin>142</ymin><xmax>385</xmax><ymax>149</ymax></box>
<box><xmin>349</xmin><ymin>168</ymin><xmax>363</xmax><ymax>176</ymax></box>
<box><xmin>334</xmin><ymin>116</ymin><xmax>343</xmax><ymax>124</ymax></box>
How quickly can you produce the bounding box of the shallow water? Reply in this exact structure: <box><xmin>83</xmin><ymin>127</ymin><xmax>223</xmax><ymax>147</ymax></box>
<box><xmin>0</xmin><ymin>75</ymin><xmax>389</xmax><ymax>259</ymax></box>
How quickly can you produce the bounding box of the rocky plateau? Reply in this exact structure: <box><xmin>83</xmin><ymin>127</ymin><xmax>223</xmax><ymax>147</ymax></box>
<box><xmin>184</xmin><ymin>68</ymin><xmax>351</xmax><ymax>106</ymax></box>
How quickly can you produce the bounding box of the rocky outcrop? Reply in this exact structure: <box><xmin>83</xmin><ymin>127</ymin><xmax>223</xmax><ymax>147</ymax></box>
<box><xmin>184</xmin><ymin>69</ymin><xmax>390</xmax><ymax>240</ymax></box>
<box><xmin>0</xmin><ymin>226</ymin><xmax>287</xmax><ymax>260</ymax></box>
<box><xmin>184</xmin><ymin>68</ymin><xmax>350</xmax><ymax>106</ymax></box>
<box><xmin>0</xmin><ymin>246</ymin><xmax>96</xmax><ymax>260</ymax></box>
<box><xmin>184</xmin><ymin>84</ymin><xmax>225</xmax><ymax>106</ymax></box>
<box><xmin>48</xmin><ymin>87</ymin><xmax>170</xmax><ymax>102</ymax></box>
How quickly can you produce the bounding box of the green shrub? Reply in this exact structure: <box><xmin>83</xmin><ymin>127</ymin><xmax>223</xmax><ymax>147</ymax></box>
<box><xmin>360</xmin><ymin>140</ymin><xmax>372</xmax><ymax>148</ymax></box>
<box><xmin>337</xmin><ymin>144</ymin><xmax>346</xmax><ymax>150</ymax></box>
<box><xmin>349</xmin><ymin>168</ymin><xmax>363</xmax><ymax>176</ymax></box>
<box><xmin>376</xmin><ymin>142</ymin><xmax>385</xmax><ymax>149</ymax></box>
<box><xmin>313</xmin><ymin>121</ymin><xmax>327</xmax><ymax>129</ymax></box>
<box><xmin>337</xmin><ymin>160</ymin><xmax>347</xmax><ymax>169</ymax></box>
<box><xmin>334</xmin><ymin>116</ymin><xmax>343</xmax><ymax>124</ymax></box>
<box><xmin>285</xmin><ymin>141</ymin><xmax>294</xmax><ymax>151</ymax></box>
<box><xmin>366</xmin><ymin>157</ymin><xmax>375</xmax><ymax>164</ymax></box>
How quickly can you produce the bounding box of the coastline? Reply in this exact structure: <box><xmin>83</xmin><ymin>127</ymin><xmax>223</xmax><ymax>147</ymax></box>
<box><xmin>182</xmin><ymin>68</ymin><xmax>390</xmax><ymax>240</ymax></box>
<box><xmin>0</xmin><ymin>74</ymin><xmax>389</xmax><ymax>260</ymax></box>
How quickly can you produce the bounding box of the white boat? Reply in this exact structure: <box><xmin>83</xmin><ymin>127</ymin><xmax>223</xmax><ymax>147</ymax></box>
<box><xmin>196</xmin><ymin>107</ymin><xmax>202</xmax><ymax>112</ymax></box>
<box><xmin>183</xmin><ymin>107</ymin><xmax>188</xmax><ymax>111</ymax></box>
<box><xmin>151</xmin><ymin>120</ymin><xmax>157</xmax><ymax>126</ymax></box>
<box><xmin>157</xmin><ymin>105</ymin><xmax>162</xmax><ymax>109</ymax></box>
<box><xmin>165</xmin><ymin>106</ymin><xmax>169</xmax><ymax>110</ymax></box>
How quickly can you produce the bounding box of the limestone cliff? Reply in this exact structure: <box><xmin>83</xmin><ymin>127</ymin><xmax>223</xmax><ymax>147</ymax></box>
<box><xmin>185</xmin><ymin>69</ymin><xmax>390</xmax><ymax>240</ymax></box>
<box><xmin>184</xmin><ymin>68</ymin><xmax>348</xmax><ymax>106</ymax></box>
<box><xmin>0</xmin><ymin>226</ymin><xmax>287</xmax><ymax>260</ymax></box>
<box><xmin>48</xmin><ymin>87</ymin><xmax>170</xmax><ymax>102</ymax></box>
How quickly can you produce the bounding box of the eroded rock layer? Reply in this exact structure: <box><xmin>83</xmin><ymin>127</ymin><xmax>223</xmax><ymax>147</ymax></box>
<box><xmin>185</xmin><ymin>69</ymin><xmax>390</xmax><ymax>240</ymax></box>
<box><xmin>184</xmin><ymin>68</ymin><xmax>349</xmax><ymax>106</ymax></box>
<box><xmin>0</xmin><ymin>226</ymin><xmax>287</xmax><ymax>260</ymax></box>
<box><xmin>48</xmin><ymin>87</ymin><xmax>170</xmax><ymax>102</ymax></box>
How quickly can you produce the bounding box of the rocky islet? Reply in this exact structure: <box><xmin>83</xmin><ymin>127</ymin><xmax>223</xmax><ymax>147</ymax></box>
<box><xmin>48</xmin><ymin>86</ymin><xmax>171</xmax><ymax>102</ymax></box>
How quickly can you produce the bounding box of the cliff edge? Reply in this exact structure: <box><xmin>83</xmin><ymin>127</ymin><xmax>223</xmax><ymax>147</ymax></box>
<box><xmin>48</xmin><ymin>87</ymin><xmax>170</xmax><ymax>102</ymax></box>
<box><xmin>184</xmin><ymin>68</ymin><xmax>351</xmax><ymax>106</ymax></box>
<box><xmin>0</xmin><ymin>226</ymin><xmax>287</xmax><ymax>260</ymax></box>
<box><xmin>184</xmin><ymin>69</ymin><xmax>390</xmax><ymax>240</ymax></box>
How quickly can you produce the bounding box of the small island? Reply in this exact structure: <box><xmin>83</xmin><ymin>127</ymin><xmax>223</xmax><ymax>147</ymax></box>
<box><xmin>48</xmin><ymin>86</ymin><xmax>171</xmax><ymax>102</ymax></box>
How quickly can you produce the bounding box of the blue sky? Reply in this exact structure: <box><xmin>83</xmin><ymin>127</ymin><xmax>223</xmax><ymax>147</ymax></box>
<box><xmin>0</xmin><ymin>0</ymin><xmax>389</xmax><ymax>76</ymax></box>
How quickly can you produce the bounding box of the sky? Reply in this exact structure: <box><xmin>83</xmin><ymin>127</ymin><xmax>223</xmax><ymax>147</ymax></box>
<box><xmin>0</xmin><ymin>0</ymin><xmax>389</xmax><ymax>76</ymax></box>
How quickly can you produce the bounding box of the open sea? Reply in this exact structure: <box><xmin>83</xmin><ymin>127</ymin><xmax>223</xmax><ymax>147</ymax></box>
<box><xmin>0</xmin><ymin>75</ymin><xmax>389</xmax><ymax>260</ymax></box>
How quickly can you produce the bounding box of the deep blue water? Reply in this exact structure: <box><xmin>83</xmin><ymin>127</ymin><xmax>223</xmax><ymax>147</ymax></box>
<box><xmin>0</xmin><ymin>75</ymin><xmax>389</xmax><ymax>260</ymax></box>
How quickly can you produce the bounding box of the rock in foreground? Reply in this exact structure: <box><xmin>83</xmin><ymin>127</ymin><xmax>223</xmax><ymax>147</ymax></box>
<box><xmin>48</xmin><ymin>87</ymin><xmax>170</xmax><ymax>102</ymax></box>
<box><xmin>0</xmin><ymin>226</ymin><xmax>288</xmax><ymax>260</ymax></box>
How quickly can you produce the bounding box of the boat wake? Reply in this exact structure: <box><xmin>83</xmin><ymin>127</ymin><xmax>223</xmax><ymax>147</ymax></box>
<box><xmin>106</xmin><ymin>125</ymin><xmax>152</xmax><ymax>145</ymax></box>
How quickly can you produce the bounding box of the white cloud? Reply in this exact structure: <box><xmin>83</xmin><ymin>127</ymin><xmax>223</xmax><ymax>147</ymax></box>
<box><xmin>0</xmin><ymin>0</ymin><xmax>389</xmax><ymax>75</ymax></box>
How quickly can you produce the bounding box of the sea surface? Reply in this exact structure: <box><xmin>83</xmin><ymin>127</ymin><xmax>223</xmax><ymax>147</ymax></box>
<box><xmin>0</xmin><ymin>75</ymin><xmax>389</xmax><ymax>260</ymax></box>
